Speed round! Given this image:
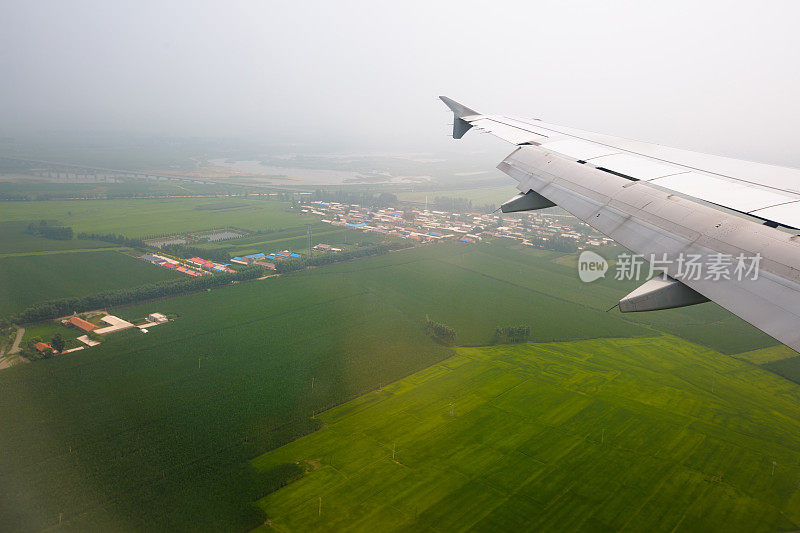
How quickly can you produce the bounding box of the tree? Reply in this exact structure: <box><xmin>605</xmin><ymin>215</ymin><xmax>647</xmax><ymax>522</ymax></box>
<box><xmin>425</xmin><ymin>317</ymin><xmax>456</xmax><ymax>345</ymax></box>
<box><xmin>51</xmin><ymin>333</ymin><xmax>65</xmax><ymax>353</ymax></box>
<box><xmin>494</xmin><ymin>325</ymin><xmax>531</xmax><ymax>344</ymax></box>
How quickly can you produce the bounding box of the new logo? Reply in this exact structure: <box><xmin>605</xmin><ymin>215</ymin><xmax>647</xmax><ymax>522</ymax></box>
<box><xmin>578</xmin><ymin>251</ymin><xmax>608</xmax><ymax>282</ymax></box>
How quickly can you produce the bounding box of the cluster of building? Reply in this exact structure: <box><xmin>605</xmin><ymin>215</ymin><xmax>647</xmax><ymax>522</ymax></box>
<box><xmin>64</xmin><ymin>312</ymin><xmax>168</xmax><ymax>340</ymax></box>
<box><xmin>140</xmin><ymin>254</ymin><xmax>204</xmax><ymax>276</ymax></box>
<box><xmin>33</xmin><ymin>312</ymin><xmax>170</xmax><ymax>356</ymax></box>
<box><xmin>231</xmin><ymin>250</ymin><xmax>302</xmax><ymax>270</ymax></box>
<box><xmin>299</xmin><ymin>201</ymin><xmax>613</xmax><ymax>250</ymax></box>
<box><xmin>187</xmin><ymin>257</ymin><xmax>236</xmax><ymax>274</ymax></box>
<box><xmin>139</xmin><ymin>254</ymin><xmax>235</xmax><ymax>276</ymax></box>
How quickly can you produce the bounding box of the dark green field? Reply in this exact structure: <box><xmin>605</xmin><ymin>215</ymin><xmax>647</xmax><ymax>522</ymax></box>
<box><xmin>0</xmin><ymin>250</ymin><xmax>182</xmax><ymax>317</ymax></box>
<box><xmin>762</xmin><ymin>356</ymin><xmax>800</xmax><ymax>386</ymax></box>
<box><xmin>0</xmin><ymin>221</ymin><xmax>117</xmax><ymax>255</ymax></box>
<box><xmin>0</xmin><ymin>240</ymin><xmax>783</xmax><ymax>531</ymax></box>
<box><xmin>253</xmin><ymin>336</ymin><xmax>800</xmax><ymax>532</ymax></box>
<box><xmin>0</xmin><ymin>242</ymin><xmax>651</xmax><ymax>531</ymax></box>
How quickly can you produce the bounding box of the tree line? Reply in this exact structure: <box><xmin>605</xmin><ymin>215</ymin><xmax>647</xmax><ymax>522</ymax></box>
<box><xmin>7</xmin><ymin>266</ymin><xmax>265</xmax><ymax>324</ymax></box>
<box><xmin>494</xmin><ymin>325</ymin><xmax>531</xmax><ymax>344</ymax></box>
<box><xmin>425</xmin><ymin>317</ymin><xmax>456</xmax><ymax>345</ymax></box>
<box><xmin>273</xmin><ymin>242</ymin><xmax>407</xmax><ymax>274</ymax></box>
<box><xmin>77</xmin><ymin>231</ymin><xmax>145</xmax><ymax>248</ymax></box>
<box><xmin>26</xmin><ymin>221</ymin><xmax>73</xmax><ymax>240</ymax></box>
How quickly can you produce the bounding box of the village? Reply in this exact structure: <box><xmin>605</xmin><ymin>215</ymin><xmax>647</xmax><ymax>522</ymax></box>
<box><xmin>299</xmin><ymin>200</ymin><xmax>614</xmax><ymax>251</ymax></box>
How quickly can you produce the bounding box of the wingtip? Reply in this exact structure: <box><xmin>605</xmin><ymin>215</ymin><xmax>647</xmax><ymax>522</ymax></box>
<box><xmin>438</xmin><ymin>96</ymin><xmax>479</xmax><ymax>119</ymax></box>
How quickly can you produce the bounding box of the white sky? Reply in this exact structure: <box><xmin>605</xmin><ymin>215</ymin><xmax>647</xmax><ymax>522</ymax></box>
<box><xmin>3</xmin><ymin>0</ymin><xmax>800</xmax><ymax>164</ymax></box>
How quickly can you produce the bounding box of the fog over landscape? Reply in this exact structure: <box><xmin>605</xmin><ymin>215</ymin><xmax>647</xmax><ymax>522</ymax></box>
<box><xmin>7</xmin><ymin>3</ymin><xmax>800</xmax><ymax>531</ymax></box>
<box><xmin>3</xmin><ymin>0</ymin><xmax>800</xmax><ymax>164</ymax></box>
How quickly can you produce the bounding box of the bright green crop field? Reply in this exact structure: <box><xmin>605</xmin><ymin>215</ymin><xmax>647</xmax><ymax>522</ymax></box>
<box><xmin>253</xmin><ymin>336</ymin><xmax>800</xmax><ymax>532</ymax></box>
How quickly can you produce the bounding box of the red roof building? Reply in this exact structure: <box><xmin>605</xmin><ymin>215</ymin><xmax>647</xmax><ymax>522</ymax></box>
<box><xmin>69</xmin><ymin>316</ymin><xmax>98</xmax><ymax>332</ymax></box>
<box><xmin>35</xmin><ymin>342</ymin><xmax>54</xmax><ymax>353</ymax></box>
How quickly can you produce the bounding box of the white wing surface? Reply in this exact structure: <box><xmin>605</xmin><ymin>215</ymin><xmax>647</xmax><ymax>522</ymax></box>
<box><xmin>441</xmin><ymin>96</ymin><xmax>800</xmax><ymax>352</ymax></box>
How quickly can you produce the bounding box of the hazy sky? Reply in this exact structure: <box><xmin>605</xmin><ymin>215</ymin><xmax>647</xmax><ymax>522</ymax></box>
<box><xmin>3</xmin><ymin>1</ymin><xmax>800</xmax><ymax>163</ymax></box>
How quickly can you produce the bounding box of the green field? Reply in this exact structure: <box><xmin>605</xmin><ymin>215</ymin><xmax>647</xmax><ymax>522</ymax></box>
<box><xmin>0</xmin><ymin>242</ymin><xmax>657</xmax><ymax>531</ymax></box>
<box><xmin>253</xmin><ymin>336</ymin><xmax>800</xmax><ymax>532</ymax></box>
<box><xmin>762</xmin><ymin>357</ymin><xmax>800</xmax><ymax>386</ymax></box>
<box><xmin>0</xmin><ymin>197</ymin><xmax>301</xmax><ymax>237</ymax></box>
<box><xmin>0</xmin><ymin>178</ymin><xmax>258</xmax><ymax>200</ymax></box>
<box><xmin>0</xmin><ymin>221</ymin><xmax>118</xmax><ymax>255</ymax></box>
<box><xmin>735</xmin><ymin>345</ymin><xmax>798</xmax><ymax>365</ymax></box>
<box><xmin>0</xmin><ymin>197</ymin><xmax>314</xmax><ymax>318</ymax></box>
<box><xmin>0</xmin><ymin>250</ymin><xmax>182</xmax><ymax>317</ymax></box>
<box><xmin>0</xmin><ymin>240</ymin><xmax>785</xmax><ymax>531</ymax></box>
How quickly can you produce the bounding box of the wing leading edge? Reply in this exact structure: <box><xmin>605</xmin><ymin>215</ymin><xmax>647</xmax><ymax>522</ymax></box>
<box><xmin>440</xmin><ymin>96</ymin><xmax>800</xmax><ymax>353</ymax></box>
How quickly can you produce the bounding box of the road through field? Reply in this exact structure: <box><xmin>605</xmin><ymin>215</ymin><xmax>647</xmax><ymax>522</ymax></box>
<box><xmin>7</xmin><ymin>327</ymin><xmax>24</xmax><ymax>355</ymax></box>
<box><xmin>0</xmin><ymin>327</ymin><xmax>25</xmax><ymax>370</ymax></box>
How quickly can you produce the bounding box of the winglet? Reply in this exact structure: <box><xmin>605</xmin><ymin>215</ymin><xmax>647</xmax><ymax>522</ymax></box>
<box><xmin>439</xmin><ymin>96</ymin><xmax>479</xmax><ymax>139</ymax></box>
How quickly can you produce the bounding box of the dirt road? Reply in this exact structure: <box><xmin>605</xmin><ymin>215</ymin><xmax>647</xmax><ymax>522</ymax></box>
<box><xmin>8</xmin><ymin>327</ymin><xmax>24</xmax><ymax>355</ymax></box>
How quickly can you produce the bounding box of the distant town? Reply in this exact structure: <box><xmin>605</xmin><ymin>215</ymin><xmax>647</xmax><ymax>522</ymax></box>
<box><xmin>299</xmin><ymin>200</ymin><xmax>615</xmax><ymax>251</ymax></box>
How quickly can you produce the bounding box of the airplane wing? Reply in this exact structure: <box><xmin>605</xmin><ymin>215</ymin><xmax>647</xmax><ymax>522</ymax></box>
<box><xmin>440</xmin><ymin>96</ymin><xmax>800</xmax><ymax>353</ymax></box>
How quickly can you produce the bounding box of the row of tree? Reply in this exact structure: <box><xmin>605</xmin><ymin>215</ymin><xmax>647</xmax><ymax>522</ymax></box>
<box><xmin>7</xmin><ymin>266</ymin><xmax>264</xmax><ymax>324</ymax></box>
<box><xmin>26</xmin><ymin>221</ymin><xmax>73</xmax><ymax>240</ymax></box>
<box><xmin>77</xmin><ymin>232</ymin><xmax>145</xmax><ymax>248</ymax></box>
<box><xmin>494</xmin><ymin>325</ymin><xmax>531</xmax><ymax>344</ymax></box>
<box><xmin>425</xmin><ymin>317</ymin><xmax>456</xmax><ymax>345</ymax></box>
<box><xmin>273</xmin><ymin>242</ymin><xmax>407</xmax><ymax>274</ymax></box>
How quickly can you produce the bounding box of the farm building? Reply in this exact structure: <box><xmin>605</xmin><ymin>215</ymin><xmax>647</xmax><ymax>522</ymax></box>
<box><xmin>148</xmin><ymin>313</ymin><xmax>168</xmax><ymax>323</ymax></box>
<box><xmin>276</xmin><ymin>250</ymin><xmax>301</xmax><ymax>258</ymax></box>
<box><xmin>187</xmin><ymin>257</ymin><xmax>235</xmax><ymax>273</ymax></box>
<box><xmin>255</xmin><ymin>261</ymin><xmax>277</xmax><ymax>270</ymax></box>
<box><xmin>67</xmin><ymin>316</ymin><xmax>99</xmax><ymax>332</ymax></box>
<box><xmin>35</xmin><ymin>342</ymin><xmax>54</xmax><ymax>354</ymax></box>
<box><xmin>94</xmin><ymin>315</ymin><xmax>135</xmax><ymax>334</ymax></box>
